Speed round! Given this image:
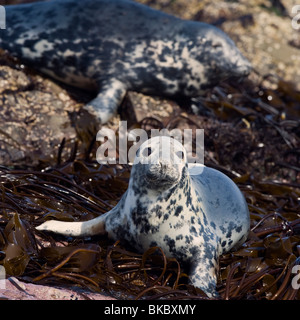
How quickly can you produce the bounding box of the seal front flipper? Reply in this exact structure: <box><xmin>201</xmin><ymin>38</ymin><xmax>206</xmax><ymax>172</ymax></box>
<box><xmin>83</xmin><ymin>79</ymin><xmax>127</xmax><ymax>124</ymax></box>
<box><xmin>36</xmin><ymin>199</ymin><xmax>123</xmax><ymax>237</ymax></box>
<box><xmin>36</xmin><ymin>211</ymin><xmax>111</xmax><ymax>237</ymax></box>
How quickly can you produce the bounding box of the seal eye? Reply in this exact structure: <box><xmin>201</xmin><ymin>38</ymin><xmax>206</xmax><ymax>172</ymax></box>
<box><xmin>212</xmin><ymin>42</ymin><xmax>222</xmax><ymax>49</ymax></box>
<box><xmin>176</xmin><ymin>151</ymin><xmax>184</xmax><ymax>160</ymax></box>
<box><xmin>143</xmin><ymin>147</ymin><xmax>152</xmax><ymax>157</ymax></box>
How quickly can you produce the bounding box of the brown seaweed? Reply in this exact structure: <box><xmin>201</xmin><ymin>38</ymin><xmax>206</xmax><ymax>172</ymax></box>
<box><xmin>0</xmin><ymin>76</ymin><xmax>299</xmax><ymax>300</ymax></box>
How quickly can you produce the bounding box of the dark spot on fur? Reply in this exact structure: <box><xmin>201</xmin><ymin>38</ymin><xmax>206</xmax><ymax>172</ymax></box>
<box><xmin>164</xmin><ymin>235</ymin><xmax>176</xmax><ymax>253</ymax></box>
<box><xmin>236</xmin><ymin>225</ymin><xmax>242</xmax><ymax>233</ymax></box>
<box><xmin>174</xmin><ymin>205</ymin><xmax>183</xmax><ymax>217</ymax></box>
<box><xmin>176</xmin><ymin>234</ymin><xmax>183</xmax><ymax>241</ymax></box>
<box><xmin>190</xmin><ymin>226</ymin><xmax>197</xmax><ymax>236</ymax></box>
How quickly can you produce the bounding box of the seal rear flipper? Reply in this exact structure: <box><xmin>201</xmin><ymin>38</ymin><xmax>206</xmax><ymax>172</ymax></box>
<box><xmin>83</xmin><ymin>79</ymin><xmax>127</xmax><ymax>124</ymax></box>
<box><xmin>188</xmin><ymin>250</ymin><xmax>219</xmax><ymax>298</ymax></box>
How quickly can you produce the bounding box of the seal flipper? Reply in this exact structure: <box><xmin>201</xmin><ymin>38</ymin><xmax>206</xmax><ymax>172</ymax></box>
<box><xmin>36</xmin><ymin>207</ymin><xmax>117</xmax><ymax>237</ymax></box>
<box><xmin>36</xmin><ymin>192</ymin><xmax>125</xmax><ymax>237</ymax></box>
<box><xmin>83</xmin><ymin>79</ymin><xmax>127</xmax><ymax>124</ymax></box>
<box><xmin>188</xmin><ymin>248</ymin><xmax>219</xmax><ymax>298</ymax></box>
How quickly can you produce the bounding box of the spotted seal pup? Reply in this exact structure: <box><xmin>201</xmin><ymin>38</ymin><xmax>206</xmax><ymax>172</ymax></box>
<box><xmin>0</xmin><ymin>0</ymin><xmax>251</xmax><ymax>124</ymax></box>
<box><xmin>37</xmin><ymin>136</ymin><xmax>250</xmax><ymax>297</ymax></box>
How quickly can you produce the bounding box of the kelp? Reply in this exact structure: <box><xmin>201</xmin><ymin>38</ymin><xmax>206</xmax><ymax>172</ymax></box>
<box><xmin>0</xmin><ymin>75</ymin><xmax>299</xmax><ymax>300</ymax></box>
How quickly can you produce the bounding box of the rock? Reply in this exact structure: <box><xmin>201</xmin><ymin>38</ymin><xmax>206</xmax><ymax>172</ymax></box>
<box><xmin>0</xmin><ymin>50</ymin><xmax>79</xmax><ymax>166</ymax></box>
<box><xmin>0</xmin><ymin>277</ymin><xmax>115</xmax><ymax>300</ymax></box>
<box><xmin>120</xmin><ymin>91</ymin><xmax>181</xmax><ymax>127</ymax></box>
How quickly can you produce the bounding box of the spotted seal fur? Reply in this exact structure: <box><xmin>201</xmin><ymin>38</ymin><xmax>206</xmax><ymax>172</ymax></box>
<box><xmin>37</xmin><ymin>136</ymin><xmax>250</xmax><ymax>297</ymax></box>
<box><xmin>0</xmin><ymin>0</ymin><xmax>251</xmax><ymax>124</ymax></box>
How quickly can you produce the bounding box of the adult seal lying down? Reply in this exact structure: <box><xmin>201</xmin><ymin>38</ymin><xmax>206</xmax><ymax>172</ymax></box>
<box><xmin>37</xmin><ymin>136</ymin><xmax>250</xmax><ymax>297</ymax></box>
<box><xmin>0</xmin><ymin>0</ymin><xmax>251</xmax><ymax>124</ymax></box>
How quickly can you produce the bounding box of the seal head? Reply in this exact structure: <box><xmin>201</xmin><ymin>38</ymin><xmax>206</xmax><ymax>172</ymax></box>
<box><xmin>133</xmin><ymin>137</ymin><xmax>186</xmax><ymax>189</ymax></box>
<box><xmin>180</xmin><ymin>22</ymin><xmax>252</xmax><ymax>86</ymax></box>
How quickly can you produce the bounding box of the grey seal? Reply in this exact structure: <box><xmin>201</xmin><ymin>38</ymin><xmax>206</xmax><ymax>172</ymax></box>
<box><xmin>37</xmin><ymin>136</ymin><xmax>250</xmax><ymax>297</ymax></box>
<box><xmin>0</xmin><ymin>0</ymin><xmax>252</xmax><ymax>124</ymax></box>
